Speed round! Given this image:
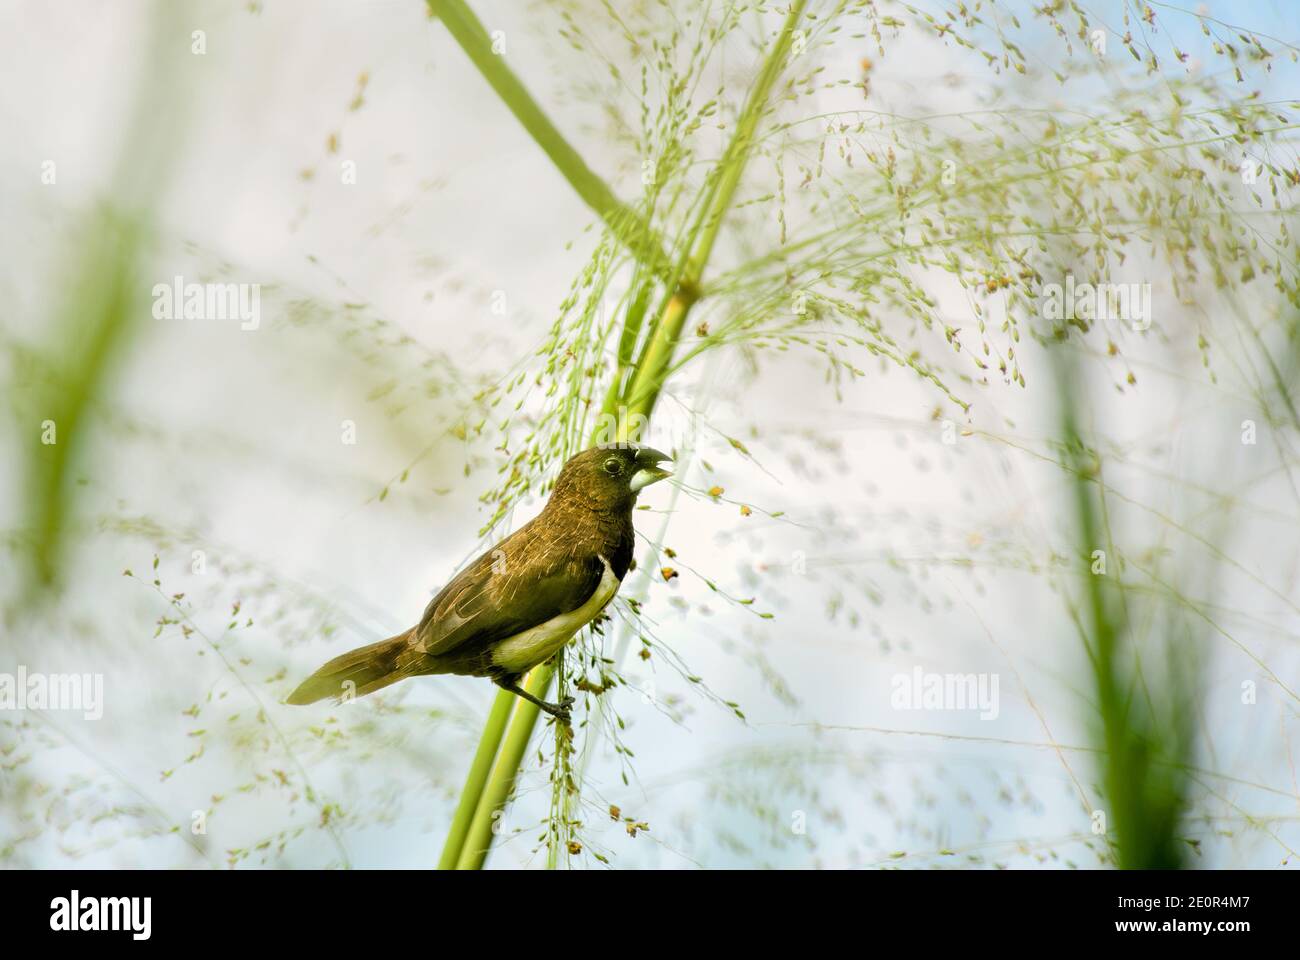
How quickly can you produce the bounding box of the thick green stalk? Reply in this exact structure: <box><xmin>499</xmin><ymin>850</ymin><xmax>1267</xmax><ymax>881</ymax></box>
<box><xmin>451</xmin><ymin>1</ymin><xmax>808</xmax><ymax>870</ymax></box>
<box><xmin>623</xmin><ymin>0</ymin><xmax>803</xmax><ymax>412</ymax></box>
<box><xmin>426</xmin><ymin>0</ymin><xmax>677</xmax><ymax>867</ymax></box>
<box><xmin>436</xmin><ymin>691</ymin><xmax>514</xmax><ymax>868</ymax></box>
<box><xmin>426</xmin><ymin>0</ymin><xmax>673</xmax><ymax>282</ymax></box>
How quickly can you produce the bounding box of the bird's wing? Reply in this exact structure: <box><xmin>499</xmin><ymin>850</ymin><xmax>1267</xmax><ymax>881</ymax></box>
<box><xmin>412</xmin><ymin>519</ymin><xmax>606</xmax><ymax>658</ymax></box>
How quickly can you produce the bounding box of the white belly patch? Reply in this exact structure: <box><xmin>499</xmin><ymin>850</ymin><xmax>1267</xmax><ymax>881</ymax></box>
<box><xmin>491</xmin><ymin>556</ymin><xmax>620</xmax><ymax>674</ymax></box>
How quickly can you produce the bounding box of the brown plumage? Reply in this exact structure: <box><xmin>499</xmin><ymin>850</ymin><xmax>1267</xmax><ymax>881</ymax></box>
<box><xmin>286</xmin><ymin>444</ymin><xmax>671</xmax><ymax>719</ymax></box>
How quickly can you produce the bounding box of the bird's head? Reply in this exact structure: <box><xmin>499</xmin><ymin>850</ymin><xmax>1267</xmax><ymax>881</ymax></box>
<box><xmin>552</xmin><ymin>444</ymin><xmax>673</xmax><ymax>508</ymax></box>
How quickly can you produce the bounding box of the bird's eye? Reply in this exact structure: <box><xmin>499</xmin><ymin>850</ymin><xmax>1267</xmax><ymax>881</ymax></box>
<box><xmin>603</xmin><ymin>457</ymin><xmax>622</xmax><ymax>476</ymax></box>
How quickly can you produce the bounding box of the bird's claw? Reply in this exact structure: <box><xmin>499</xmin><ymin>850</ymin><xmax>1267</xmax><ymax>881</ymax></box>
<box><xmin>548</xmin><ymin>695</ymin><xmax>575</xmax><ymax>724</ymax></box>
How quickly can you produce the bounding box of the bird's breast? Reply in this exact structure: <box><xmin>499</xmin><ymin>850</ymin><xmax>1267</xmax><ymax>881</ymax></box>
<box><xmin>490</xmin><ymin>556</ymin><xmax>620</xmax><ymax>675</ymax></box>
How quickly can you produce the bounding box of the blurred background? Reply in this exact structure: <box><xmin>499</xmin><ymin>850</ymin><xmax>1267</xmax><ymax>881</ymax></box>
<box><xmin>1</xmin><ymin>0</ymin><xmax>1297</xmax><ymax>868</ymax></box>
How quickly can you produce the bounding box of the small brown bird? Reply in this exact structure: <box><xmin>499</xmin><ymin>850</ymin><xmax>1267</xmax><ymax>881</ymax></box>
<box><xmin>286</xmin><ymin>444</ymin><xmax>672</xmax><ymax>720</ymax></box>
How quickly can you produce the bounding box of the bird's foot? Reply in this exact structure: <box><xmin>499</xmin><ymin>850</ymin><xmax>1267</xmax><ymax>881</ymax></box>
<box><xmin>494</xmin><ymin>677</ymin><xmax>576</xmax><ymax>724</ymax></box>
<box><xmin>545</xmin><ymin>695</ymin><xmax>575</xmax><ymax>725</ymax></box>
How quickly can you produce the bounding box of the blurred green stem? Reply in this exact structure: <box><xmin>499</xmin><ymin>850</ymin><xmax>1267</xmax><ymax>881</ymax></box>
<box><xmin>24</xmin><ymin>1</ymin><xmax>194</xmax><ymax>596</ymax></box>
<box><xmin>1056</xmin><ymin>349</ymin><xmax>1187</xmax><ymax>869</ymax></box>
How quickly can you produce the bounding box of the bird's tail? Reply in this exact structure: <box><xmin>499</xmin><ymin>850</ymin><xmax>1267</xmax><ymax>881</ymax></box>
<box><xmin>286</xmin><ymin>630</ymin><xmax>420</xmax><ymax>705</ymax></box>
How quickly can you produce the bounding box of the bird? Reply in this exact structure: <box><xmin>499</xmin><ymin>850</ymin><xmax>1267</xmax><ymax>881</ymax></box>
<box><xmin>286</xmin><ymin>443</ymin><xmax>672</xmax><ymax>721</ymax></box>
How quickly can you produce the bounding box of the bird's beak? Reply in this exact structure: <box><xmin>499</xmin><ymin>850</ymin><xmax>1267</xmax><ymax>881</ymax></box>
<box><xmin>629</xmin><ymin>447</ymin><xmax>672</xmax><ymax>493</ymax></box>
